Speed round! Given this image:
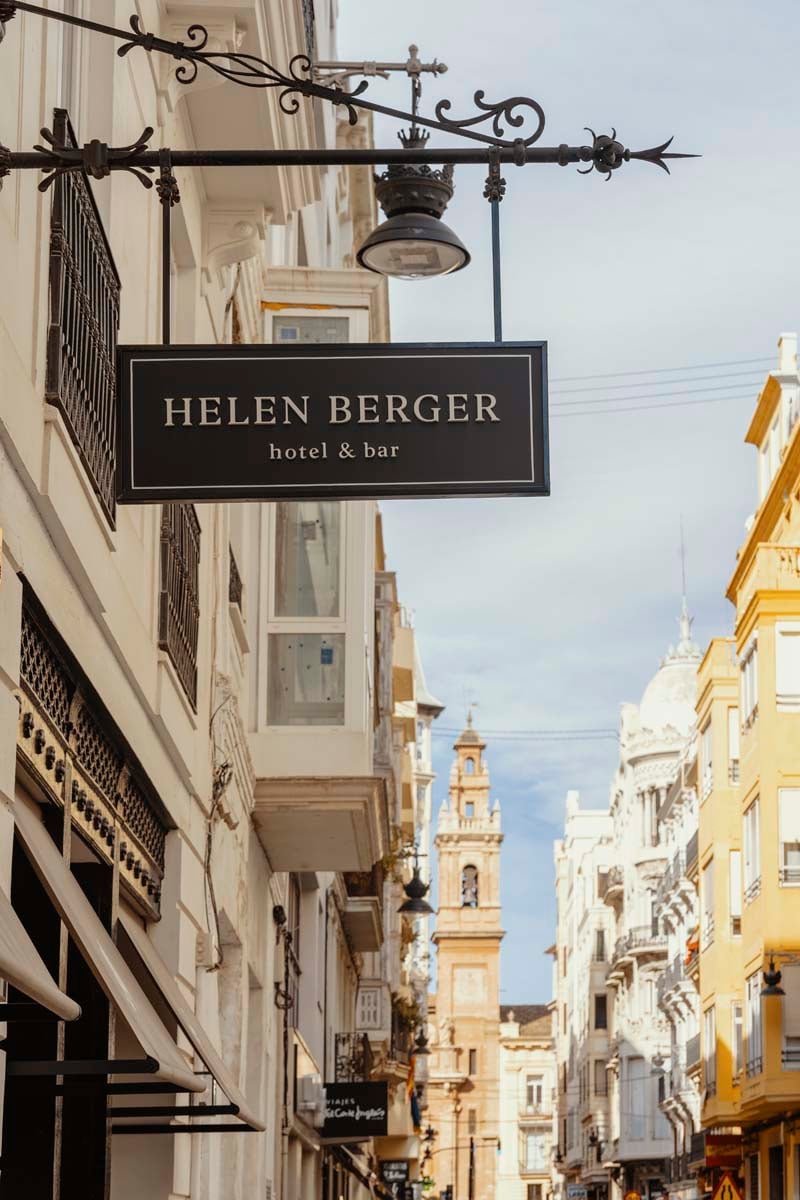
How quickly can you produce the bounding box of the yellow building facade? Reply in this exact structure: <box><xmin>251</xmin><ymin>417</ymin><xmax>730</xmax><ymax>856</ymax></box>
<box><xmin>427</xmin><ymin>720</ymin><xmax>504</xmax><ymax>1200</ymax></box>
<box><xmin>699</xmin><ymin>333</ymin><xmax>800</xmax><ymax>1199</ymax></box>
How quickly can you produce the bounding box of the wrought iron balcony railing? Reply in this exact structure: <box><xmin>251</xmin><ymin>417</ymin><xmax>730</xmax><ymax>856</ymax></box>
<box><xmin>335</xmin><ymin>1032</ymin><xmax>375</xmax><ymax>1082</ymax></box>
<box><xmin>45</xmin><ymin>109</ymin><xmax>121</xmax><ymax>525</ymax></box>
<box><xmin>229</xmin><ymin>546</ymin><xmax>243</xmax><ymax>611</ymax></box>
<box><xmin>158</xmin><ymin>504</ymin><xmax>201</xmax><ymax>708</ymax></box>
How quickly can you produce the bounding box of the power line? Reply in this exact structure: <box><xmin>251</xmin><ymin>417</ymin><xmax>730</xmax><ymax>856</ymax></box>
<box><xmin>551</xmin><ymin>355</ymin><xmax>772</xmax><ymax>384</ymax></box>
<box><xmin>551</xmin><ymin>390</ymin><xmax>755</xmax><ymax>419</ymax></box>
<box><xmin>551</xmin><ymin>379</ymin><xmax>762</xmax><ymax>409</ymax></box>
<box><xmin>552</xmin><ymin>367</ymin><xmax>764</xmax><ymax>396</ymax></box>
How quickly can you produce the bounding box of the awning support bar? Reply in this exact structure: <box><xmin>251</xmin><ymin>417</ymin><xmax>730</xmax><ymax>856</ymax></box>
<box><xmin>7</xmin><ymin>1056</ymin><xmax>159</xmax><ymax>1076</ymax></box>
<box><xmin>112</xmin><ymin>1123</ymin><xmax>261</xmax><ymax>1134</ymax></box>
<box><xmin>111</xmin><ymin>1104</ymin><xmax>238</xmax><ymax>1118</ymax></box>
<box><xmin>0</xmin><ymin>1003</ymin><xmax>63</xmax><ymax>1022</ymax></box>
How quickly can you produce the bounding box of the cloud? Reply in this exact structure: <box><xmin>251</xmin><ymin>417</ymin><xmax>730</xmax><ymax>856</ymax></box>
<box><xmin>339</xmin><ymin>0</ymin><xmax>795</xmax><ymax>997</ymax></box>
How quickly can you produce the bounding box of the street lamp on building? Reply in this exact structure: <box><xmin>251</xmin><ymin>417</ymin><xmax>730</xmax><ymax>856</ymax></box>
<box><xmin>398</xmin><ymin>863</ymin><xmax>435</xmax><ymax>917</ymax></box>
<box><xmin>357</xmin><ymin>129</ymin><xmax>469</xmax><ymax>280</ymax></box>
<box><xmin>761</xmin><ymin>956</ymin><xmax>786</xmax><ymax>997</ymax></box>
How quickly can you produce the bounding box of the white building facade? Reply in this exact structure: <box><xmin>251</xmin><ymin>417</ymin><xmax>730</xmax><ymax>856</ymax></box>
<box><xmin>555</xmin><ymin>610</ymin><xmax>702</xmax><ymax>1200</ymax></box>
<box><xmin>554</xmin><ymin>793</ymin><xmax>615</xmax><ymax>1200</ymax></box>
<box><xmin>498</xmin><ymin>1006</ymin><xmax>557</xmax><ymax>1200</ymax></box>
<box><xmin>0</xmin><ymin>4</ymin><xmax>435</xmax><ymax>1200</ymax></box>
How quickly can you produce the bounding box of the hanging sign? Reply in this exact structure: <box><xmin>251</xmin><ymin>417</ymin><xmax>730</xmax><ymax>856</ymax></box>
<box><xmin>380</xmin><ymin>1160</ymin><xmax>410</xmax><ymax>1199</ymax></box>
<box><xmin>322</xmin><ymin>1081</ymin><xmax>389</xmax><ymax>1139</ymax></box>
<box><xmin>705</xmin><ymin>1133</ymin><xmax>742</xmax><ymax>1169</ymax></box>
<box><xmin>116</xmin><ymin>342</ymin><xmax>549</xmax><ymax>502</ymax></box>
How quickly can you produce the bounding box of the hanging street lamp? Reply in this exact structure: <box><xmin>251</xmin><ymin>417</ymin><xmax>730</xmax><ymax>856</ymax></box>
<box><xmin>761</xmin><ymin>956</ymin><xmax>786</xmax><ymax>998</ymax></box>
<box><xmin>0</xmin><ymin>0</ymin><xmax>697</xmax><ymax>345</ymax></box>
<box><xmin>398</xmin><ymin>864</ymin><xmax>435</xmax><ymax>918</ymax></box>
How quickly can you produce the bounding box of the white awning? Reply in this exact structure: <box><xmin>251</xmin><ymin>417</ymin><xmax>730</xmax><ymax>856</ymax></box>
<box><xmin>14</xmin><ymin>800</ymin><xmax>202</xmax><ymax>1093</ymax></box>
<box><xmin>0</xmin><ymin>884</ymin><xmax>81</xmax><ymax>1021</ymax></box>
<box><xmin>119</xmin><ymin>910</ymin><xmax>265</xmax><ymax>1131</ymax></box>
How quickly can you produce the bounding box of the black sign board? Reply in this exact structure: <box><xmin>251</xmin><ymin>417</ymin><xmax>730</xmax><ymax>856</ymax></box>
<box><xmin>380</xmin><ymin>1161</ymin><xmax>410</xmax><ymax>1185</ymax></box>
<box><xmin>116</xmin><ymin>342</ymin><xmax>548</xmax><ymax>502</ymax></box>
<box><xmin>322</xmin><ymin>1082</ymin><xmax>388</xmax><ymax>1139</ymax></box>
<box><xmin>380</xmin><ymin>1161</ymin><xmax>411</xmax><ymax>1200</ymax></box>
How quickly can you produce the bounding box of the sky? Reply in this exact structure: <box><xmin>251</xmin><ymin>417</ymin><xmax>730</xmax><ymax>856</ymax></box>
<box><xmin>337</xmin><ymin>0</ymin><xmax>800</xmax><ymax>1002</ymax></box>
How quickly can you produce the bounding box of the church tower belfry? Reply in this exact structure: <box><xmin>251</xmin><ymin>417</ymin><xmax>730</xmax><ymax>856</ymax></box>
<box><xmin>428</xmin><ymin>716</ymin><xmax>504</xmax><ymax>1200</ymax></box>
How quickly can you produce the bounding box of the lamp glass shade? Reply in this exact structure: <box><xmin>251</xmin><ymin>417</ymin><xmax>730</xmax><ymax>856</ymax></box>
<box><xmin>357</xmin><ymin>213</ymin><xmax>470</xmax><ymax>280</ymax></box>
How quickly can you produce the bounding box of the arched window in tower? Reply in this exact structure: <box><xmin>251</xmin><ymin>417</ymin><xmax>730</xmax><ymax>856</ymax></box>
<box><xmin>462</xmin><ymin>864</ymin><xmax>479</xmax><ymax>907</ymax></box>
<box><xmin>464</xmin><ymin>757</ymin><xmax>475</xmax><ymax>775</ymax></box>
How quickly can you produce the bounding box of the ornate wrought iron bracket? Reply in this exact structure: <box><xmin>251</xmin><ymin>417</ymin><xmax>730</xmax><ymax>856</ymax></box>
<box><xmin>3</xmin><ymin>1</ymin><xmax>696</xmax><ymax>170</ymax></box>
<box><xmin>34</xmin><ymin>123</ymin><xmax>154</xmax><ymax>191</ymax></box>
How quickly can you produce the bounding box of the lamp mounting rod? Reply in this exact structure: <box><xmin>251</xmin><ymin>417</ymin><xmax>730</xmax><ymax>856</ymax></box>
<box><xmin>0</xmin><ymin>1</ymin><xmax>696</xmax><ymax>177</ymax></box>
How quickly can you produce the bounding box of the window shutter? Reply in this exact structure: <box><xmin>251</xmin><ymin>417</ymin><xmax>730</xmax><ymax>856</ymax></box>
<box><xmin>730</xmin><ymin>851</ymin><xmax>742</xmax><ymax>918</ymax></box>
<box><xmin>776</xmin><ymin>624</ymin><xmax>800</xmax><ymax>707</ymax></box>
<box><xmin>728</xmin><ymin>707</ymin><xmax>740</xmax><ymax>761</ymax></box>
<box><xmin>779</xmin><ymin>789</ymin><xmax>800</xmax><ymax>844</ymax></box>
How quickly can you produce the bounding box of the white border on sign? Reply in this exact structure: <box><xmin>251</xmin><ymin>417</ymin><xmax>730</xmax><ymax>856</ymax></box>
<box><xmin>125</xmin><ymin>352</ymin><xmax>538</xmax><ymax>491</ymax></box>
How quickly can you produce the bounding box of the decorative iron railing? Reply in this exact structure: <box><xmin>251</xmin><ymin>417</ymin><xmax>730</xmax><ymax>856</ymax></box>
<box><xmin>335</xmin><ymin>1032</ymin><xmax>374</xmax><ymax>1082</ymax></box>
<box><xmin>158</xmin><ymin>504</ymin><xmax>201</xmax><ymax>707</ymax></box>
<box><xmin>18</xmin><ymin>593</ymin><xmax>170</xmax><ymax>917</ymax></box>
<box><xmin>229</xmin><ymin>546</ymin><xmax>243</xmax><ymax>611</ymax></box>
<box><xmin>45</xmin><ymin>108</ymin><xmax>120</xmax><ymax>525</ymax></box>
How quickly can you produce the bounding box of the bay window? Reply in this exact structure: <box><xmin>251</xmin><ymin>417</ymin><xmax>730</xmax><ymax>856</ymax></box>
<box><xmin>730</xmin><ymin>850</ymin><xmax>742</xmax><ymax>935</ymax></box>
<box><xmin>701</xmin><ymin>859</ymin><xmax>715</xmax><ymax>948</ymax></box>
<box><xmin>746</xmin><ymin>970</ymin><xmax>763</xmax><ymax>1076</ymax></box>
<box><xmin>700</xmin><ymin>721</ymin><xmax>713</xmax><ymax>799</ymax></box>
<box><xmin>779</xmin><ymin>789</ymin><xmax>800</xmax><ymax>885</ymax></box>
<box><xmin>741</xmin><ymin>639</ymin><xmax>759</xmax><ymax>725</ymax></box>
<box><xmin>776</xmin><ymin>623</ymin><xmax>800</xmax><ymax>710</ymax></box>
<box><xmin>743</xmin><ymin>798</ymin><xmax>761</xmax><ymax>902</ymax></box>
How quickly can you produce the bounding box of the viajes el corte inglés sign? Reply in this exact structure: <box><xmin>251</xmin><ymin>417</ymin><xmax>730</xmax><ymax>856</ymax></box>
<box><xmin>116</xmin><ymin>342</ymin><xmax>548</xmax><ymax>502</ymax></box>
<box><xmin>322</xmin><ymin>1082</ymin><xmax>389</xmax><ymax>1139</ymax></box>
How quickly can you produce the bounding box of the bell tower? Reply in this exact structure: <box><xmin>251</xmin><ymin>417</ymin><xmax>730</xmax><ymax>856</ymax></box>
<box><xmin>427</xmin><ymin>716</ymin><xmax>504</xmax><ymax>1200</ymax></box>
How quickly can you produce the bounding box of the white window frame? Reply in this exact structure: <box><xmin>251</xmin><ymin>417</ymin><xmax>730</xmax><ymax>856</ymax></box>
<box><xmin>704</xmin><ymin>1006</ymin><xmax>717</xmax><ymax>1093</ymax></box>
<box><xmin>730</xmin><ymin>850</ymin><xmax>742</xmax><ymax>936</ymax></box>
<box><xmin>701</xmin><ymin>859</ymin><xmax>715</xmax><ymax>949</ymax></box>
<box><xmin>779</xmin><ymin>788</ymin><xmax>800</xmax><ymax>886</ymax></box>
<box><xmin>728</xmin><ymin>706</ymin><xmax>740</xmax><ymax>784</ymax></box>
<box><xmin>776</xmin><ymin>622</ymin><xmax>800</xmax><ymax>712</ymax></box>
<box><xmin>745</xmin><ymin>971</ymin><xmax>763</xmax><ymax>1076</ymax></box>
<box><xmin>700</xmin><ymin>721</ymin><xmax>713</xmax><ymax>799</ymax></box>
<box><xmin>743</xmin><ymin>798</ymin><xmax>761</xmax><ymax>903</ymax></box>
<box><xmin>740</xmin><ymin>637</ymin><xmax>759</xmax><ymax>726</ymax></box>
<box><xmin>732</xmin><ymin>1000</ymin><xmax>743</xmax><ymax>1078</ymax></box>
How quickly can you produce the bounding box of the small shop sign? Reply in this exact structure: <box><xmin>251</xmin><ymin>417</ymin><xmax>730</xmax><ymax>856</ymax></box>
<box><xmin>116</xmin><ymin>342</ymin><xmax>549</xmax><ymax>502</ymax></box>
<box><xmin>322</xmin><ymin>1081</ymin><xmax>389</xmax><ymax>1139</ymax></box>
<box><xmin>705</xmin><ymin>1133</ymin><xmax>742</xmax><ymax>1169</ymax></box>
<box><xmin>380</xmin><ymin>1160</ymin><xmax>410</xmax><ymax>1199</ymax></box>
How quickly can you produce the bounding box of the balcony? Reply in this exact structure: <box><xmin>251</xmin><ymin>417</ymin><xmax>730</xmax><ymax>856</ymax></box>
<box><xmin>780</xmin><ymin>866</ymin><xmax>800</xmax><ymax>886</ymax></box>
<box><xmin>45</xmin><ymin>109</ymin><xmax>120</xmax><ymax>525</ymax></box>
<box><xmin>602</xmin><ymin>866</ymin><xmax>624</xmax><ymax>907</ymax></box>
<box><xmin>625</xmin><ymin>924</ymin><xmax>668</xmax><ymax>959</ymax></box>
<box><xmin>334</xmin><ymin>1032</ymin><xmax>374</xmax><ymax>1082</ymax></box>
<box><xmin>519</xmin><ymin>1102</ymin><xmax>551</xmax><ymax>1120</ymax></box>
<box><xmin>686</xmin><ymin>1034</ymin><xmax>701</xmax><ymax>1070</ymax></box>
<box><xmin>252</xmin><ymin>775</ymin><xmax>387</xmax><ymax>872</ymax></box>
<box><xmin>342</xmin><ymin>866</ymin><xmax>384</xmax><ymax>952</ymax></box>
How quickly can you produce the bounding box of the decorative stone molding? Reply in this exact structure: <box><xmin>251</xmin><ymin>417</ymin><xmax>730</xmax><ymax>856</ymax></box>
<box><xmin>205</xmin><ymin>205</ymin><xmax>269</xmax><ymax>278</ymax></box>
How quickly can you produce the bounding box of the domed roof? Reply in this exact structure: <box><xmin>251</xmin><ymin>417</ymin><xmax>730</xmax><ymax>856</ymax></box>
<box><xmin>638</xmin><ymin>602</ymin><xmax>701</xmax><ymax>735</ymax></box>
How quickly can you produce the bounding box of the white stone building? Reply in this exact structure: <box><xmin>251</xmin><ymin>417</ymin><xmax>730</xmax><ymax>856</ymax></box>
<box><xmin>554</xmin><ymin>609</ymin><xmax>703</xmax><ymax>1200</ymax></box>
<box><xmin>653</xmin><ymin>739</ymin><xmax>701</xmax><ymax>1200</ymax></box>
<box><xmin>554</xmin><ymin>793</ymin><xmax>615</xmax><ymax>1200</ymax></box>
<box><xmin>602</xmin><ymin>609</ymin><xmax>700</xmax><ymax>1200</ymax></box>
<box><xmin>0</xmin><ymin>4</ymin><xmax>436</xmax><ymax>1200</ymax></box>
<box><xmin>497</xmin><ymin>1005</ymin><xmax>556</xmax><ymax>1200</ymax></box>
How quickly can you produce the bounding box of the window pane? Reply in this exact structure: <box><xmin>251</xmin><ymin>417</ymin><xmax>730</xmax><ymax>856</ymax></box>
<box><xmin>275</xmin><ymin>502</ymin><xmax>341</xmax><ymax>617</ymax></box>
<box><xmin>268</xmin><ymin>634</ymin><xmax>345</xmax><ymax>725</ymax></box>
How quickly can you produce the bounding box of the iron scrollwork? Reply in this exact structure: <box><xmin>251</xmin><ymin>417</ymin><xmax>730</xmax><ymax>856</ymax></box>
<box><xmin>34</xmin><ymin>123</ymin><xmax>155</xmax><ymax>191</ymax></box>
<box><xmin>435</xmin><ymin>90</ymin><xmax>546</xmax><ymax>149</ymax></box>
<box><xmin>580</xmin><ymin>128</ymin><xmax>688</xmax><ymax>180</ymax></box>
